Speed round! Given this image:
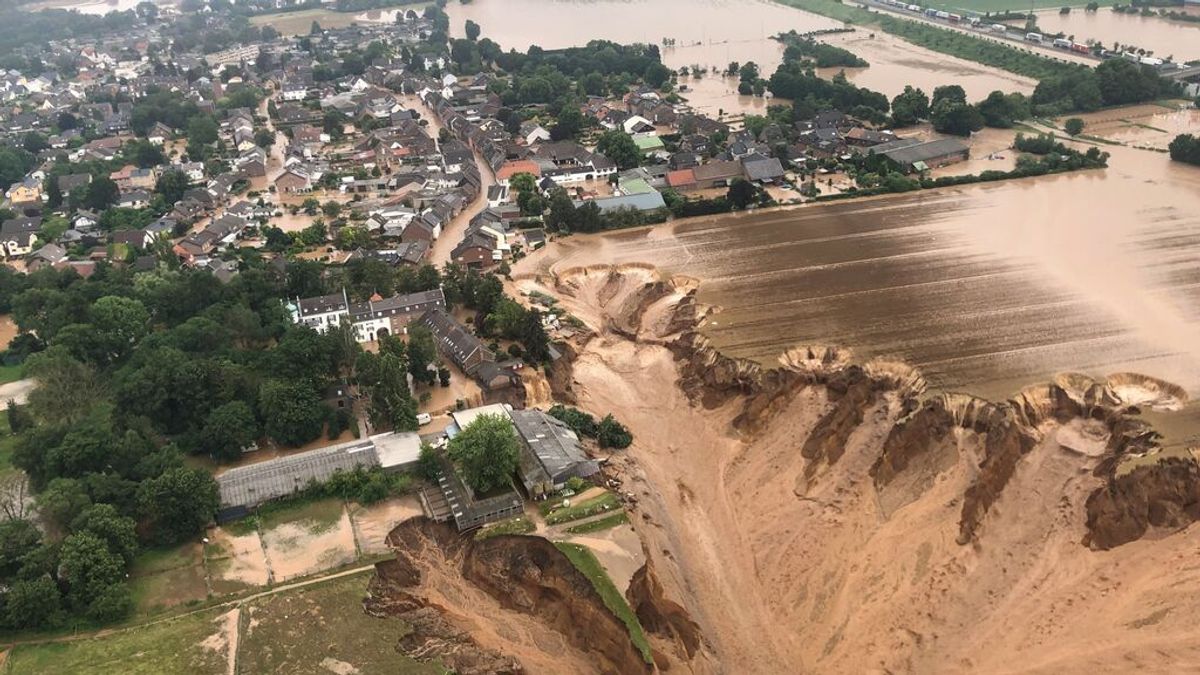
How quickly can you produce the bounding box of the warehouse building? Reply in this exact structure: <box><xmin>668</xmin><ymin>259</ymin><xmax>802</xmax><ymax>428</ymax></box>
<box><xmin>215</xmin><ymin>432</ymin><xmax>422</xmax><ymax>522</ymax></box>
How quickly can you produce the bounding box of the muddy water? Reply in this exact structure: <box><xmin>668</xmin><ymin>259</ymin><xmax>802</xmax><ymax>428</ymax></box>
<box><xmin>1034</xmin><ymin>8</ymin><xmax>1200</xmax><ymax>62</ymax></box>
<box><xmin>447</xmin><ymin>0</ymin><xmax>1032</xmax><ymax>111</ymax></box>
<box><xmin>533</xmin><ymin>147</ymin><xmax>1200</xmax><ymax>400</ymax></box>
<box><xmin>815</xmin><ymin>31</ymin><xmax>1036</xmax><ymax>100</ymax></box>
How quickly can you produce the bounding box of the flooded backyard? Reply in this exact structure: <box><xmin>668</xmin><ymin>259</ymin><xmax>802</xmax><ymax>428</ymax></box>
<box><xmin>523</xmin><ymin>144</ymin><xmax>1200</xmax><ymax>402</ymax></box>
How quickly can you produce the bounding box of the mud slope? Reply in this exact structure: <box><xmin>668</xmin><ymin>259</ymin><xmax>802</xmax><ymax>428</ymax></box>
<box><xmin>364</xmin><ymin>518</ymin><xmax>654</xmax><ymax>675</ymax></box>
<box><xmin>516</xmin><ymin>264</ymin><xmax>1200</xmax><ymax>675</ymax></box>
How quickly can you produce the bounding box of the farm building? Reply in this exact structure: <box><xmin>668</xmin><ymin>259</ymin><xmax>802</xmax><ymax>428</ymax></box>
<box><xmin>215</xmin><ymin>432</ymin><xmax>422</xmax><ymax>521</ymax></box>
<box><xmin>509</xmin><ymin>409</ymin><xmax>600</xmax><ymax>498</ymax></box>
<box><xmin>872</xmin><ymin>138</ymin><xmax>970</xmax><ymax>173</ymax></box>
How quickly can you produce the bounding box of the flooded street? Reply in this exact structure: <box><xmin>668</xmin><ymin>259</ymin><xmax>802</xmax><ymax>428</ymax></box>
<box><xmin>1034</xmin><ymin>8</ymin><xmax>1200</xmax><ymax>62</ymax></box>
<box><xmin>527</xmin><ymin>146</ymin><xmax>1200</xmax><ymax>401</ymax></box>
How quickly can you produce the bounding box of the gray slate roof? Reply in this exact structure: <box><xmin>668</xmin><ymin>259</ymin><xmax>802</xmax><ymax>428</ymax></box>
<box><xmin>216</xmin><ymin>439</ymin><xmax>379</xmax><ymax>509</ymax></box>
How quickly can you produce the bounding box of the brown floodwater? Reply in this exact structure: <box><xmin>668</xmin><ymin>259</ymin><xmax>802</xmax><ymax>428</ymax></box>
<box><xmin>531</xmin><ymin>146</ymin><xmax>1200</xmax><ymax>401</ymax></box>
<box><xmin>1034</xmin><ymin>8</ymin><xmax>1200</xmax><ymax>62</ymax></box>
<box><xmin>447</xmin><ymin>0</ymin><xmax>1034</xmax><ymax>109</ymax></box>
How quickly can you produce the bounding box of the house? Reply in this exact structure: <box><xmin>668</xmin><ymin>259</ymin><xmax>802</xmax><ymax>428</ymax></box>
<box><xmin>519</xmin><ymin>121</ymin><xmax>551</xmax><ymax>145</ymax></box>
<box><xmin>587</xmin><ymin>191</ymin><xmax>667</xmax><ymax>213</ymax></box>
<box><xmin>26</xmin><ymin>243</ymin><xmax>67</xmax><ymax>271</ymax></box>
<box><xmin>57</xmin><ymin>173</ymin><xmax>92</xmax><ymax>199</ymax></box>
<box><xmin>112</xmin><ymin>229</ymin><xmax>153</xmax><ymax>249</ymax></box>
<box><xmin>345</xmin><ymin>288</ymin><xmax>447</xmax><ymax>342</ymax></box>
<box><xmin>510</xmin><ymin>409</ymin><xmax>600</xmax><ymax>498</ymax></box>
<box><xmin>741</xmin><ymin>155</ymin><xmax>786</xmax><ymax>184</ymax></box>
<box><xmin>486</xmin><ymin>184</ymin><xmax>509</xmax><ymax>208</ymax></box>
<box><xmin>691</xmin><ymin>160</ymin><xmax>744</xmax><ymax>189</ymax></box>
<box><xmin>290</xmin><ymin>290</ymin><xmax>350</xmax><ymax>332</ymax></box>
<box><xmin>6</xmin><ymin>178</ymin><xmax>41</xmax><ymax>205</ymax></box>
<box><xmin>274</xmin><ymin>167</ymin><xmax>311</xmax><ymax>193</ymax></box>
<box><xmin>1</xmin><ymin>217</ymin><xmax>40</xmax><ymax>258</ymax></box>
<box><xmin>873</xmin><ymin>138</ymin><xmax>970</xmax><ymax>173</ymax></box>
<box><xmin>844</xmin><ymin>127</ymin><xmax>897</xmax><ymax>147</ymax></box>
<box><xmin>418</xmin><ymin>308</ymin><xmax>497</xmax><ymax>380</ymax></box>
<box><xmin>117</xmin><ymin>189</ymin><xmax>151</xmax><ymax>209</ymax></box>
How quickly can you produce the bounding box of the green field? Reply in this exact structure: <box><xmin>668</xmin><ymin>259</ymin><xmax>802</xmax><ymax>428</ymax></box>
<box><xmin>6</xmin><ymin>608</ymin><xmax>230</xmax><ymax>675</ymax></box>
<box><xmin>237</xmin><ymin>573</ymin><xmax>440</xmax><ymax>675</ymax></box>
<box><xmin>127</xmin><ymin>544</ymin><xmax>209</xmax><ymax>615</ymax></box>
<box><xmin>544</xmin><ymin>492</ymin><xmax>621</xmax><ymax>525</ymax></box>
<box><xmin>565</xmin><ymin>512</ymin><xmax>630</xmax><ymax>535</ymax></box>
<box><xmin>0</xmin><ymin>364</ymin><xmax>22</xmax><ymax>386</ymax></box>
<box><xmin>554</xmin><ymin>542</ymin><xmax>653</xmax><ymax>665</ymax></box>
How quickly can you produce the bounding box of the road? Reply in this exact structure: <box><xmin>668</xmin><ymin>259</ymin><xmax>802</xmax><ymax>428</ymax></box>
<box><xmin>854</xmin><ymin>0</ymin><xmax>1099</xmax><ymax>67</ymax></box>
<box><xmin>399</xmin><ymin>94</ymin><xmax>497</xmax><ymax>267</ymax></box>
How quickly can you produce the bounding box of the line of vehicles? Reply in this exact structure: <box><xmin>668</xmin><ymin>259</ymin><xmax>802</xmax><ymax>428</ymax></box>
<box><xmin>870</xmin><ymin>0</ymin><xmax>1168</xmax><ymax>66</ymax></box>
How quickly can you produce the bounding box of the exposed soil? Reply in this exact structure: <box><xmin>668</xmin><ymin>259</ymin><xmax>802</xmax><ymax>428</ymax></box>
<box><xmin>501</xmin><ymin>263</ymin><xmax>1200</xmax><ymax>674</ymax></box>
<box><xmin>365</xmin><ymin>518</ymin><xmax>658</xmax><ymax>674</ymax></box>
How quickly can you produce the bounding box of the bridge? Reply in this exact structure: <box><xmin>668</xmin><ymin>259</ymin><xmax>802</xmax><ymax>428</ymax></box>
<box><xmin>1165</xmin><ymin>65</ymin><xmax>1200</xmax><ymax>82</ymax></box>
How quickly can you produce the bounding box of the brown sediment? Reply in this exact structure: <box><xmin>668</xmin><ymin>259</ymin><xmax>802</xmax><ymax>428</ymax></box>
<box><xmin>508</xmin><ymin>263</ymin><xmax>1200</xmax><ymax>674</ymax></box>
<box><xmin>365</xmin><ymin>518</ymin><xmax>657</xmax><ymax>675</ymax></box>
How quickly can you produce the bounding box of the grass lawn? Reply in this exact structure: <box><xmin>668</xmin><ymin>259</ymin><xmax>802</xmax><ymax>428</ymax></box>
<box><xmin>127</xmin><ymin>544</ymin><xmax>209</xmax><ymax>615</ymax></box>
<box><xmin>475</xmin><ymin>515</ymin><xmax>535</xmax><ymax>540</ymax></box>
<box><xmin>544</xmin><ymin>492</ymin><xmax>621</xmax><ymax>526</ymax></box>
<box><xmin>238</xmin><ymin>572</ymin><xmax>441</xmax><ymax>675</ymax></box>
<box><xmin>257</xmin><ymin>496</ymin><xmax>345</xmax><ymax>533</ymax></box>
<box><xmin>565</xmin><ymin>512</ymin><xmax>630</xmax><ymax>535</ymax></box>
<box><xmin>0</xmin><ymin>414</ymin><xmax>16</xmax><ymax>479</ymax></box>
<box><xmin>554</xmin><ymin>542</ymin><xmax>653</xmax><ymax>664</ymax></box>
<box><xmin>5</xmin><ymin>608</ymin><xmax>230</xmax><ymax>675</ymax></box>
<box><xmin>0</xmin><ymin>363</ymin><xmax>22</xmax><ymax>385</ymax></box>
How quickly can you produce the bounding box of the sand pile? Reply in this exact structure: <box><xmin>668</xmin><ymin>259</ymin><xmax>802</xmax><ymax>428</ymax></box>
<box><xmin>513</xmin><ymin>264</ymin><xmax>1200</xmax><ymax>674</ymax></box>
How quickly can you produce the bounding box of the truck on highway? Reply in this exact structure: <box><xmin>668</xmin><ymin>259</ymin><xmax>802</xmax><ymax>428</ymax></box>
<box><xmin>1025</xmin><ymin>32</ymin><xmax>1043</xmax><ymax>43</ymax></box>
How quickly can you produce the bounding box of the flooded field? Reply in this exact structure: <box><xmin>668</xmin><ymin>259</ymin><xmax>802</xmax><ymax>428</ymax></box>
<box><xmin>1034</xmin><ymin>8</ymin><xmax>1200</xmax><ymax>62</ymax></box>
<box><xmin>449</xmin><ymin>0</ymin><xmax>1039</xmax><ymax>112</ymax></box>
<box><xmin>1070</xmin><ymin>105</ymin><xmax>1200</xmax><ymax>150</ymax></box>
<box><xmin>526</xmin><ymin>144</ymin><xmax>1200</xmax><ymax>401</ymax></box>
<box><xmin>815</xmin><ymin>31</ymin><xmax>1037</xmax><ymax>100</ymax></box>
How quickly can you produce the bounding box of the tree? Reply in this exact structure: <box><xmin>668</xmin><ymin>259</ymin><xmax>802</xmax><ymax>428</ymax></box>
<box><xmin>258</xmin><ymin>379</ymin><xmax>325</xmax><ymax>447</ymax></box>
<box><xmin>890</xmin><ymin>86</ymin><xmax>929</xmax><ymax>126</ymax></box>
<box><xmin>551</xmin><ymin>107</ymin><xmax>585</xmax><ymax>141</ymax></box>
<box><xmin>446</xmin><ymin>413</ymin><xmax>520</xmax><ymax>494</ymax></box>
<box><xmin>92</xmin><ymin>296</ymin><xmax>150</xmax><ymax>360</ymax></box>
<box><xmin>72</xmin><ymin>503</ymin><xmax>138</xmax><ymax>565</ymax></box>
<box><xmin>136</xmin><ymin>467</ymin><xmax>218</xmax><ymax>545</ymax></box>
<box><xmin>544</xmin><ymin>188</ymin><xmax>577</xmax><ymax>232</ymax></box>
<box><xmin>931</xmin><ymin>99</ymin><xmax>984</xmax><ymax>136</ymax></box>
<box><xmin>310</xmin><ymin>20</ymin><xmax>322</xmax><ymax>34</ymax></box>
<box><xmin>1064</xmin><ymin>117</ymin><xmax>1085</xmax><ymax>136</ymax></box>
<box><xmin>83</xmin><ymin>175</ymin><xmax>119</xmax><ymax>211</ymax></box>
<box><xmin>931</xmin><ymin>84</ymin><xmax>967</xmax><ymax>108</ymax></box>
<box><xmin>5</xmin><ymin>577</ymin><xmax>64</xmax><ymax>630</ymax></box>
<box><xmin>58</xmin><ymin>532</ymin><xmax>125</xmax><ymax>611</ymax></box>
<box><xmin>186</xmin><ymin>115</ymin><xmax>219</xmax><ymax>147</ymax></box>
<box><xmin>739</xmin><ymin>61</ymin><xmax>760</xmax><ymax>83</ymax></box>
<box><xmin>1168</xmin><ymin>134</ymin><xmax>1200</xmax><ymax>166</ymax></box>
<box><xmin>37</xmin><ymin>477</ymin><xmax>92</xmax><ymax>535</ymax></box>
<box><xmin>597</xmin><ymin>414</ymin><xmax>633</xmax><ymax>449</ymax></box>
<box><xmin>595</xmin><ymin>130</ymin><xmax>640</xmax><ymax>170</ymax></box>
<box><xmin>643</xmin><ymin>63</ymin><xmax>672</xmax><ymax>89</ymax></box>
<box><xmin>0</xmin><ymin>518</ymin><xmax>41</xmax><ymax>577</ymax></box>
<box><xmin>976</xmin><ymin>90</ymin><xmax>1029</xmax><ymax>129</ymax></box>
<box><xmin>407</xmin><ymin>325</ymin><xmax>437</xmax><ymax>386</ymax></box>
<box><xmin>199</xmin><ymin>401</ymin><xmax>259</xmax><ymax>462</ymax></box>
<box><xmin>155</xmin><ymin>170</ymin><xmax>190</xmax><ymax>205</ymax></box>
<box><xmin>465</xmin><ymin>19</ymin><xmax>481</xmax><ymax>41</ymax></box>
<box><xmin>727</xmin><ymin>178</ymin><xmax>758</xmax><ymax>210</ymax></box>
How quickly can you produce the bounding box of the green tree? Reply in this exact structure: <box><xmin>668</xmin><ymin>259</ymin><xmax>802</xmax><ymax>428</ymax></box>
<box><xmin>186</xmin><ymin>115</ymin><xmax>219</xmax><ymax>147</ymax></box>
<box><xmin>37</xmin><ymin>477</ymin><xmax>92</xmax><ymax>535</ymax></box>
<box><xmin>931</xmin><ymin>99</ymin><xmax>984</xmax><ymax>136</ymax></box>
<box><xmin>976</xmin><ymin>91</ymin><xmax>1030</xmax><ymax>129</ymax></box>
<box><xmin>83</xmin><ymin>175</ymin><xmax>119</xmax><ymax>211</ymax></box>
<box><xmin>596</xmin><ymin>414</ymin><xmax>633</xmax><ymax>449</ymax></box>
<box><xmin>726</xmin><ymin>178</ymin><xmax>758</xmax><ymax>210</ymax></box>
<box><xmin>890</xmin><ymin>85</ymin><xmax>929</xmax><ymax>126</ymax></box>
<box><xmin>155</xmin><ymin>169</ymin><xmax>191</xmax><ymax>205</ymax></box>
<box><xmin>72</xmin><ymin>503</ymin><xmax>138</xmax><ymax>565</ymax></box>
<box><xmin>446</xmin><ymin>413</ymin><xmax>520</xmax><ymax>494</ymax></box>
<box><xmin>199</xmin><ymin>400</ymin><xmax>259</xmax><ymax>462</ymax></box>
<box><xmin>931</xmin><ymin>84</ymin><xmax>967</xmax><ymax>108</ymax></box>
<box><xmin>465</xmin><ymin>18</ymin><xmax>481</xmax><ymax>41</ymax></box>
<box><xmin>0</xmin><ymin>519</ymin><xmax>42</xmax><ymax>577</ymax></box>
<box><xmin>258</xmin><ymin>379</ymin><xmax>325</xmax><ymax>446</ymax></box>
<box><xmin>5</xmin><ymin>577</ymin><xmax>64</xmax><ymax>630</ymax></box>
<box><xmin>92</xmin><ymin>296</ymin><xmax>150</xmax><ymax>360</ymax></box>
<box><xmin>136</xmin><ymin>467</ymin><xmax>218</xmax><ymax>545</ymax></box>
<box><xmin>58</xmin><ymin>532</ymin><xmax>125</xmax><ymax>611</ymax></box>
<box><xmin>407</xmin><ymin>325</ymin><xmax>437</xmax><ymax>386</ymax></box>
<box><xmin>1064</xmin><ymin>117</ymin><xmax>1085</xmax><ymax>136</ymax></box>
<box><xmin>595</xmin><ymin>130</ymin><xmax>640</xmax><ymax>170</ymax></box>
